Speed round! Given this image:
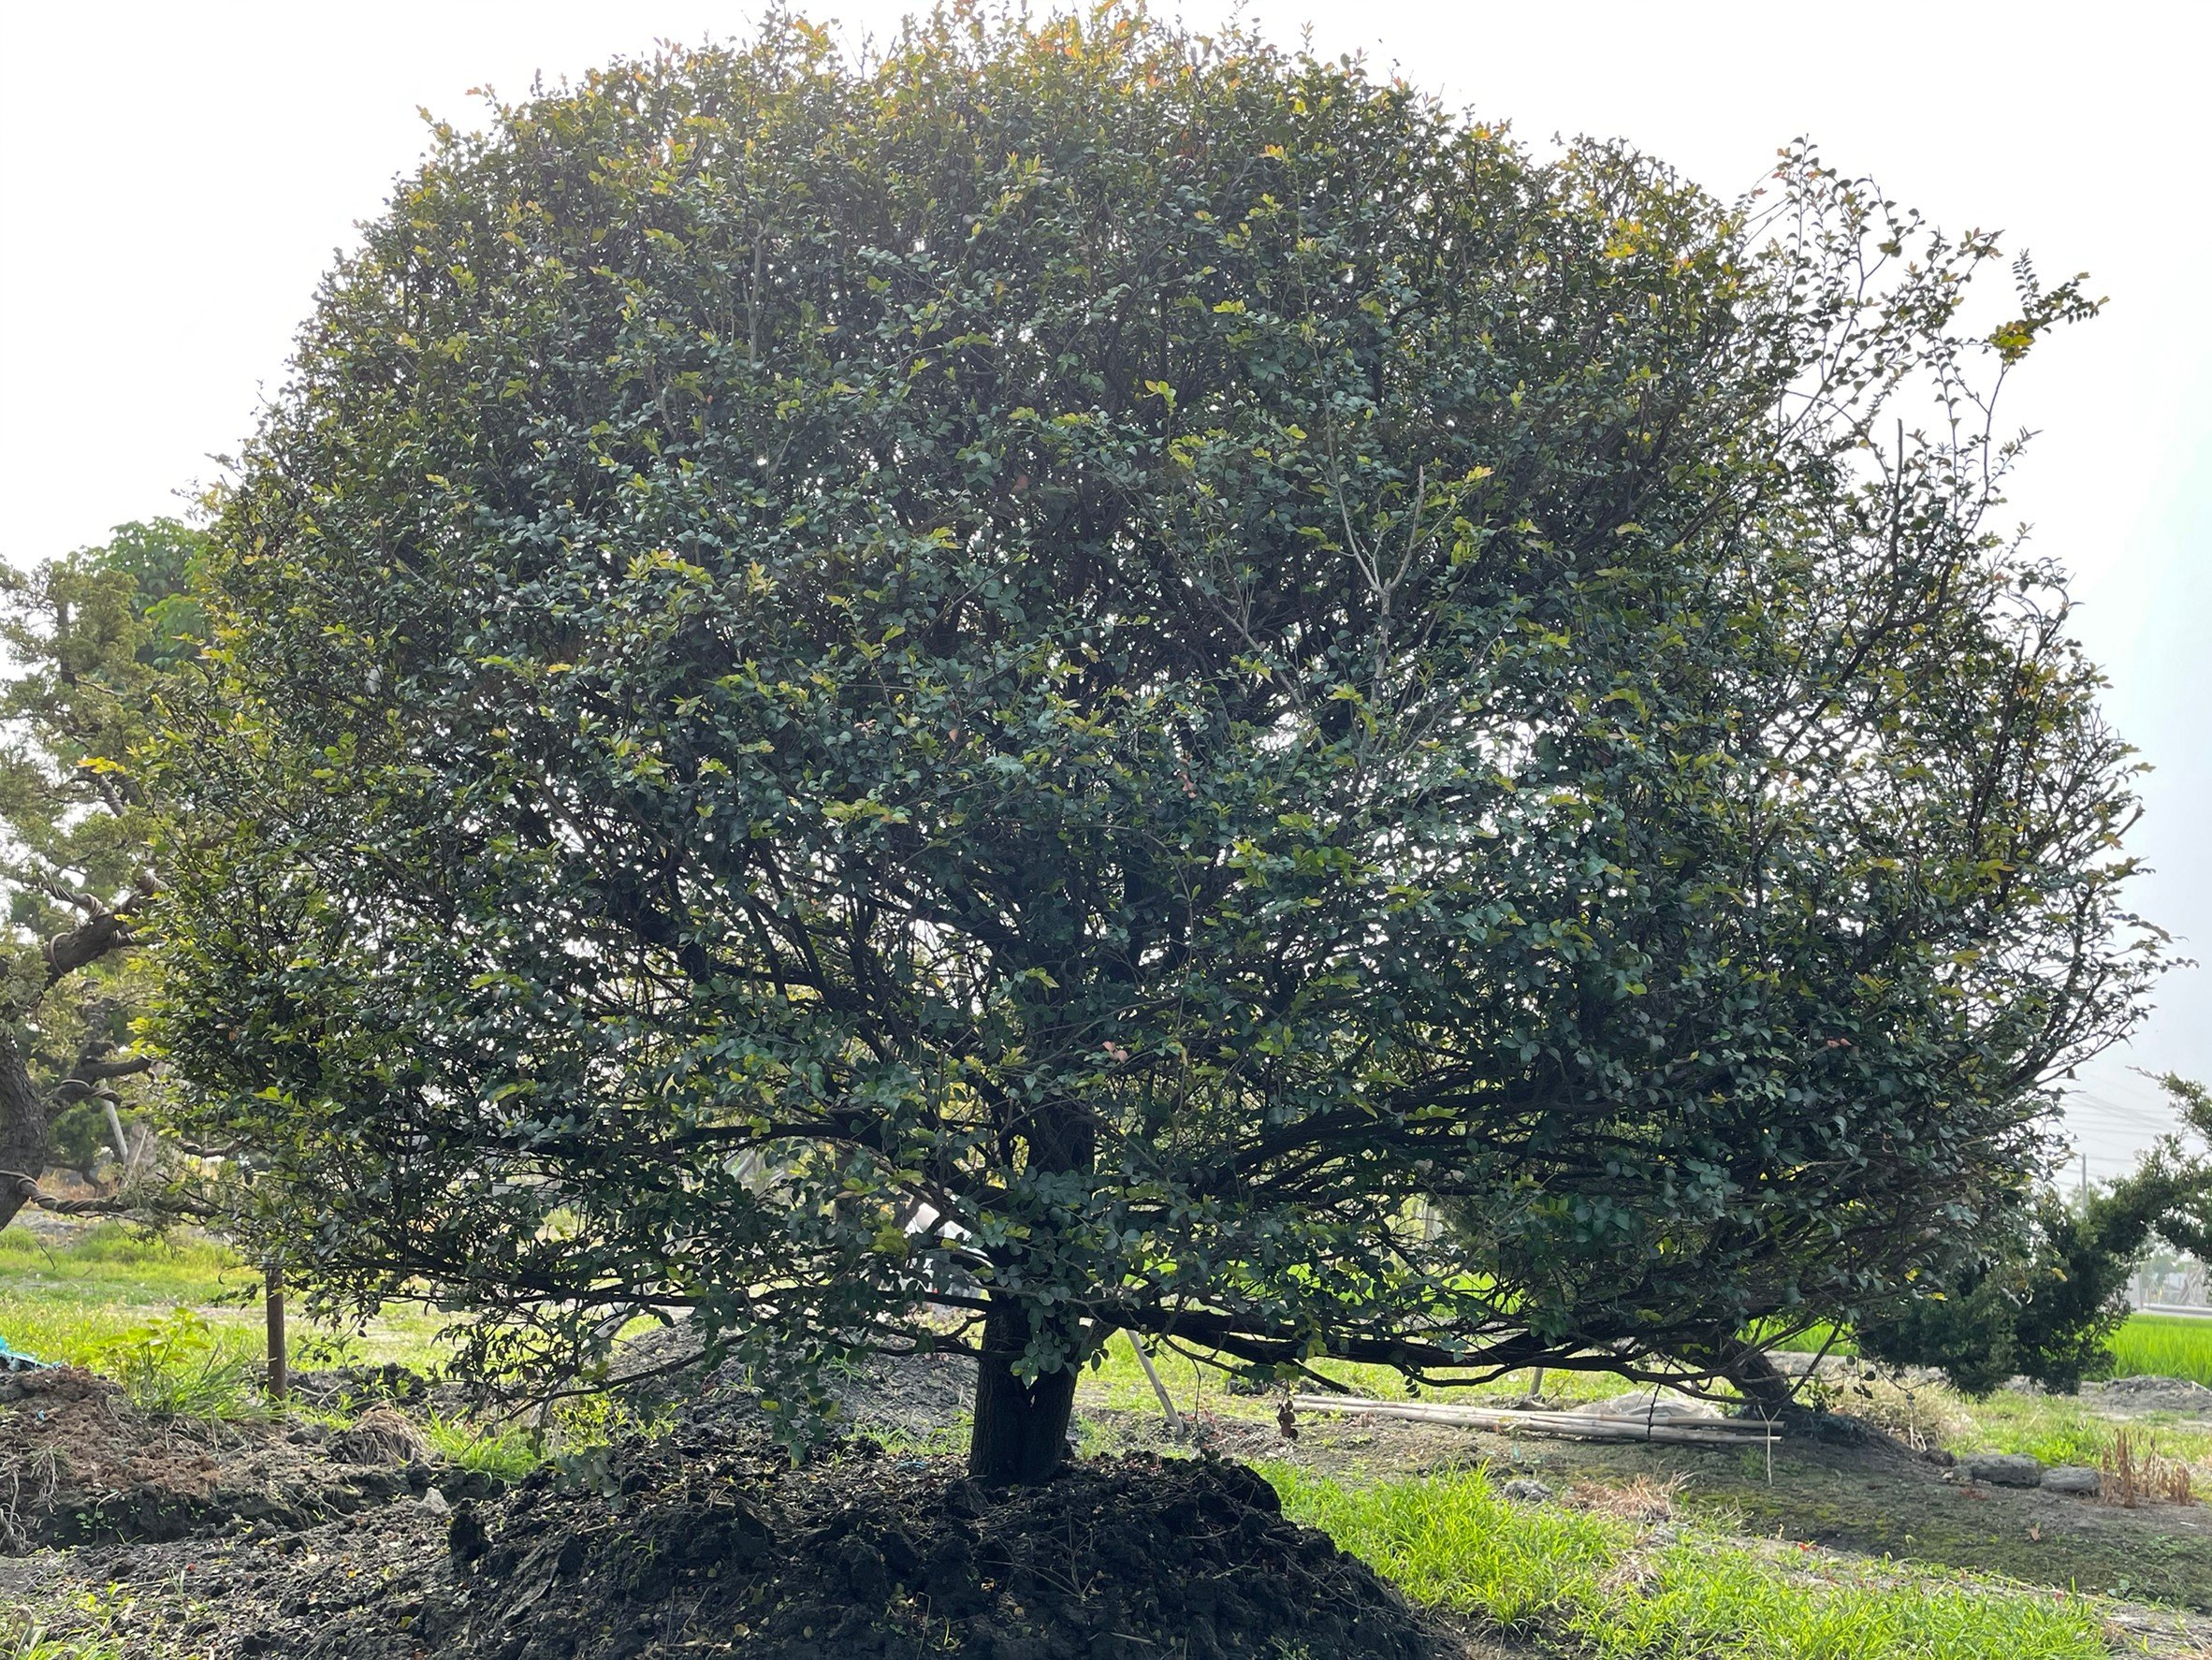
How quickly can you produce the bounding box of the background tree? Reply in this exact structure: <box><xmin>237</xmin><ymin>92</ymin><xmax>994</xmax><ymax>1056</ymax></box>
<box><xmin>1856</xmin><ymin>1074</ymin><xmax>2212</xmax><ymax>1395</ymax></box>
<box><xmin>0</xmin><ymin>518</ymin><xmax>208</xmax><ymax>1229</ymax></box>
<box><xmin>150</xmin><ymin>11</ymin><xmax>2156</xmax><ymax>1484</ymax></box>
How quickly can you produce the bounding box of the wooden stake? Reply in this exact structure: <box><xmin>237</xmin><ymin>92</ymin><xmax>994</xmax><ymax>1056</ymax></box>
<box><xmin>265</xmin><ymin>1264</ymin><xmax>287</xmax><ymax>1403</ymax></box>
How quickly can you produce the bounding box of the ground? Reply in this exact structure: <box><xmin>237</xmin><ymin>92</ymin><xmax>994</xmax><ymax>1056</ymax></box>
<box><xmin>3</xmin><ymin>1221</ymin><xmax>2211</xmax><ymax>1659</ymax></box>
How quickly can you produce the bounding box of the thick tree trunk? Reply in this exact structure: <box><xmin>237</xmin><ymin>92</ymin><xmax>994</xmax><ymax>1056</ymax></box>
<box><xmin>968</xmin><ymin>1299</ymin><xmax>1081</xmax><ymax>1486</ymax></box>
<box><xmin>0</xmin><ymin>1031</ymin><xmax>52</xmax><ymax>1233</ymax></box>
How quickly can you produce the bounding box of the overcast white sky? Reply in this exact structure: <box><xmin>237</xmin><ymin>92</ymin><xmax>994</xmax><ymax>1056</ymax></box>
<box><xmin>2</xmin><ymin>1</ymin><xmax>2205</xmax><ymax>1177</ymax></box>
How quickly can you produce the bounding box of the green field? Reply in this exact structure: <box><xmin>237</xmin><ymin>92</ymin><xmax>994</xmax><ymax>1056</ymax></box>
<box><xmin>0</xmin><ymin>1221</ymin><xmax>448</xmax><ymax>1373</ymax></box>
<box><xmin>2107</xmin><ymin>1314</ymin><xmax>2212</xmax><ymax>1387</ymax></box>
<box><xmin>1768</xmin><ymin>1313</ymin><xmax>2212</xmax><ymax>1389</ymax></box>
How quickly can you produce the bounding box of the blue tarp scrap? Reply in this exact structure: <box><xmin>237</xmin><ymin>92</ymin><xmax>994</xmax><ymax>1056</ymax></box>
<box><xmin>0</xmin><ymin>1332</ymin><xmax>54</xmax><ymax>1371</ymax></box>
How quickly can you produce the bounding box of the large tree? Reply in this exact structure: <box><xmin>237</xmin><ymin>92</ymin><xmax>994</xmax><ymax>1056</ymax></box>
<box><xmin>0</xmin><ymin>519</ymin><xmax>208</xmax><ymax>1230</ymax></box>
<box><xmin>150</xmin><ymin>12</ymin><xmax>2155</xmax><ymax>1482</ymax></box>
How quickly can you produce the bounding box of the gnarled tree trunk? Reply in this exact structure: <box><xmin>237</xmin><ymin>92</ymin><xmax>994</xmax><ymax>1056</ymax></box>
<box><xmin>968</xmin><ymin>1297</ymin><xmax>1082</xmax><ymax>1486</ymax></box>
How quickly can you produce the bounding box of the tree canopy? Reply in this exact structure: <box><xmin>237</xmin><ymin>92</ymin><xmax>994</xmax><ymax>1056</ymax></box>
<box><xmin>150</xmin><ymin>9</ymin><xmax>2156</xmax><ymax>1481</ymax></box>
<box><xmin>0</xmin><ymin>518</ymin><xmax>209</xmax><ymax>1227</ymax></box>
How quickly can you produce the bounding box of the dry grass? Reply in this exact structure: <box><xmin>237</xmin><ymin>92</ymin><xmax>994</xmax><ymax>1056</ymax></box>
<box><xmin>2102</xmin><ymin>1426</ymin><xmax>2198</xmax><ymax>1507</ymax></box>
<box><xmin>1570</xmin><ymin>1472</ymin><xmax>1689</xmax><ymax>1524</ymax></box>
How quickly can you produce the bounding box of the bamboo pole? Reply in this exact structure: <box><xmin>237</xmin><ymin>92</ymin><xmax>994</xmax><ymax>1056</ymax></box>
<box><xmin>1290</xmin><ymin>1393</ymin><xmax>1778</xmax><ymax>1449</ymax></box>
<box><xmin>1126</xmin><ymin>1331</ymin><xmax>1185</xmax><ymax>1437</ymax></box>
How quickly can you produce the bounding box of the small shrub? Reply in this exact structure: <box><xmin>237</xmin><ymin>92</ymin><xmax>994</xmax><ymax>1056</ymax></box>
<box><xmin>87</xmin><ymin>1308</ymin><xmax>263</xmax><ymax>1420</ymax></box>
<box><xmin>548</xmin><ymin>1390</ymin><xmax>674</xmax><ymax>1451</ymax></box>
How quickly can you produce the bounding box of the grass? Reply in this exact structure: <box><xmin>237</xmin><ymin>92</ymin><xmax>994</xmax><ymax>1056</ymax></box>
<box><xmin>1957</xmin><ymin>1386</ymin><xmax>2212</xmax><ymax>1470</ymax></box>
<box><xmin>0</xmin><ymin>1627</ymin><xmax>121</xmax><ymax>1660</ymax></box>
<box><xmin>1768</xmin><ymin>1313</ymin><xmax>2212</xmax><ymax>1389</ymax></box>
<box><xmin>85</xmin><ymin>1308</ymin><xmax>265</xmax><ymax>1420</ymax></box>
<box><xmin>423</xmin><ymin>1414</ymin><xmax>543</xmax><ymax>1480</ymax></box>
<box><xmin>2106</xmin><ymin>1314</ymin><xmax>2212</xmax><ymax>1387</ymax></box>
<box><xmin>0</xmin><ymin>1220</ymin><xmax>449</xmax><ymax>1374</ymax></box>
<box><xmin>1268</xmin><ymin>1463</ymin><xmax>2116</xmax><ymax>1660</ymax></box>
<box><xmin>1</xmin><ymin>1599</ymin><xmax>127</xmax><ymax>1660</ymax></box>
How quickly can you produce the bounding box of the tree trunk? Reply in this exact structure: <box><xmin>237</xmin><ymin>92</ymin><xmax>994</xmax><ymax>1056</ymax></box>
<box><xmin>968</xmin><ymin>1299</ymin><xmax>1081</xmax><ymax>1486</ymax></box>
<box><xmin>1722</xmin><ymin>1347</ymin><xmax>1797</xmax><ymax>1416</ymax></box>
<box><xmin>0</xmin><ymin>1031</ymin><xmax>51</xmax><ymax>1233</ymax></box>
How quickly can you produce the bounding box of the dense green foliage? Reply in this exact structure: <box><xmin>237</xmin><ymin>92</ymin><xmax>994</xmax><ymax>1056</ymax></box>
<box><xmin>1859</xmin><ymin>1075</ymin><xmax>2212</xmax><ymax>1393</ymax></box>
<box><xmin>150</xmin><ymin>10</ymin><xmax>2155</xmax><ymax>1478</ymax></box>
<box><xmin>0</xmin><ymin>519</ymin><xmax>209</xmax><ymax>1218</ymax></box>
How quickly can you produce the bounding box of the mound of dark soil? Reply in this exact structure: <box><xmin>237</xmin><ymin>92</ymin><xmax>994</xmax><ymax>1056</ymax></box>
<box><xmin>283</xmin><ymin>1427</ymin><xmax>1439</xmax><ymax>1660</ymax></box>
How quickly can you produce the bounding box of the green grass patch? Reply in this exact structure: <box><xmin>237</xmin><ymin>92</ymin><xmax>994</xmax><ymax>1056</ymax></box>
<box><xmin>87</xmin><ymin>1307</ymin><xmax>266</xmax><ymax>1420</ymax></box>
<box><xmin>0</xmin><ymin>1219</ymin><xmax>450</xmax><ymax>1376</ymax></box>
<box><xmin>423</xmin><ymin>1414</ymin><xmax>542</xmax><ymax>1480</ymax></box>
<box><xmin>1</xmin><ymin>1601</ymin><xmax>126</xmax><ymax>1660</ymax></box>
<box><xmin>2105</xmin><ymin>1313</ymin><xmax>2212</xmax><ymax>1387</ymax></box>
<box><xmin>1957</xmin><ymin>1386</ymin><xmax>2212</xmax><ymax>1468</ymax></box>
<box><xmin>1268</xmin><ymin>1464</ymin><xmax>2112</xmax><ymax>1660</ymax></box>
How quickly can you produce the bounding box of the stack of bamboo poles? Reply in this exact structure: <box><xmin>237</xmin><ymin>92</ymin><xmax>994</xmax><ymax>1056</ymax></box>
<box><xmin>1289</xmin><ymin>1392</ymin><xmax>1781</xmax><ymax>1449</ymax></box>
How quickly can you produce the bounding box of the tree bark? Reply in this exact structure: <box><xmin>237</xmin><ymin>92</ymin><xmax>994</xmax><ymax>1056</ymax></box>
<box><xmin>1718</xmin><ymin>1347</ymin><xmax>1798</xmax><ymax>1416</ymax></box>
<box><xmin>0</xmin><ymin>1031</ymin><xmax>51</xmax><ymax>1233</ymax></box>
<box><xmin>968</xmin><ymin>1298</ymin><xmax>1081</xmax><ymax>1486</ymax></box>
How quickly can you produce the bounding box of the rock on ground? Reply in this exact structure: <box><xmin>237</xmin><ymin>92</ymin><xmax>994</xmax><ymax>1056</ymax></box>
<box><xmin>1963</xmin><ymin>1452</ymin><xmax>2043</xmax><ymax>1488</ymax></box>
<box><xmin>2044</xmin><ymin>1464</ymin><xmax>2103</xmax><ymax>1495</ymax></box>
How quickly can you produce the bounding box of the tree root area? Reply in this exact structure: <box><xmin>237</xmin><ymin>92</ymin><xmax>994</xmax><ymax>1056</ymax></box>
<box><xmin>9</xmin><ymin>1417</ymin><xmax>1446</xmax><ymax>1660</ymax></box>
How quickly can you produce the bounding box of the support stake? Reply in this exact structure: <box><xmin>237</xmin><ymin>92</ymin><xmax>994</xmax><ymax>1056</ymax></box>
<box><xmin>1126</xmin><ymin>1331</ymin><xmax>1184</xmax><ymax>1438</ymax></box>
<box><xmin>265</xmin><ymin>1264</ymin><xmax>287</xmax><ymax>1403</ymax></box>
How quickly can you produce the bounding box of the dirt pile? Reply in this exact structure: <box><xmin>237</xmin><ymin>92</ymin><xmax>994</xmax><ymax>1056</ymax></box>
<box><xmin>0</xmin><ymin>1367</ymin><xmax>469</xmax><ymax>1551</ymax></box>
<box><xmin>2082</xmin><ymin>1376</ymin><xmax>2212</xmax><ymax>1417</ymax></box>
<box><xmin>269</xmin><ymin>1428</ymin><xmax>1439</xmax><ymax>1660</ymax></box>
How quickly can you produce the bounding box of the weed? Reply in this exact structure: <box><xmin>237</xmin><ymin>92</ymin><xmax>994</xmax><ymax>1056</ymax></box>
<box><xmin>423</xmin><ymin>1415</ymin><xmax>540</xmax><ymax>1481</ymax></box>
<box><xmin>86</xmin><ymin>1309</ymin><xmax>263</xmax><ymax>1420</ymax></box>
<box><xmin>547</xmin><ymin>1389</ymin><xmax>674</xmax><ymax>1452</ymax></box>
<box><xmin>0</xmin><ymin>1604</ymin><xmax>124</xmax><ymax>1660</ymax></box>
<box><xmin>1569</xmin><ymin>1472</ymin><xmax>1687</xmax><ymax>1524</ymax></box>
<box><xmin>2103</xmin><ymin>1427</ymin><xmax>2198</xmax><ymax>1507</ymax></box>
